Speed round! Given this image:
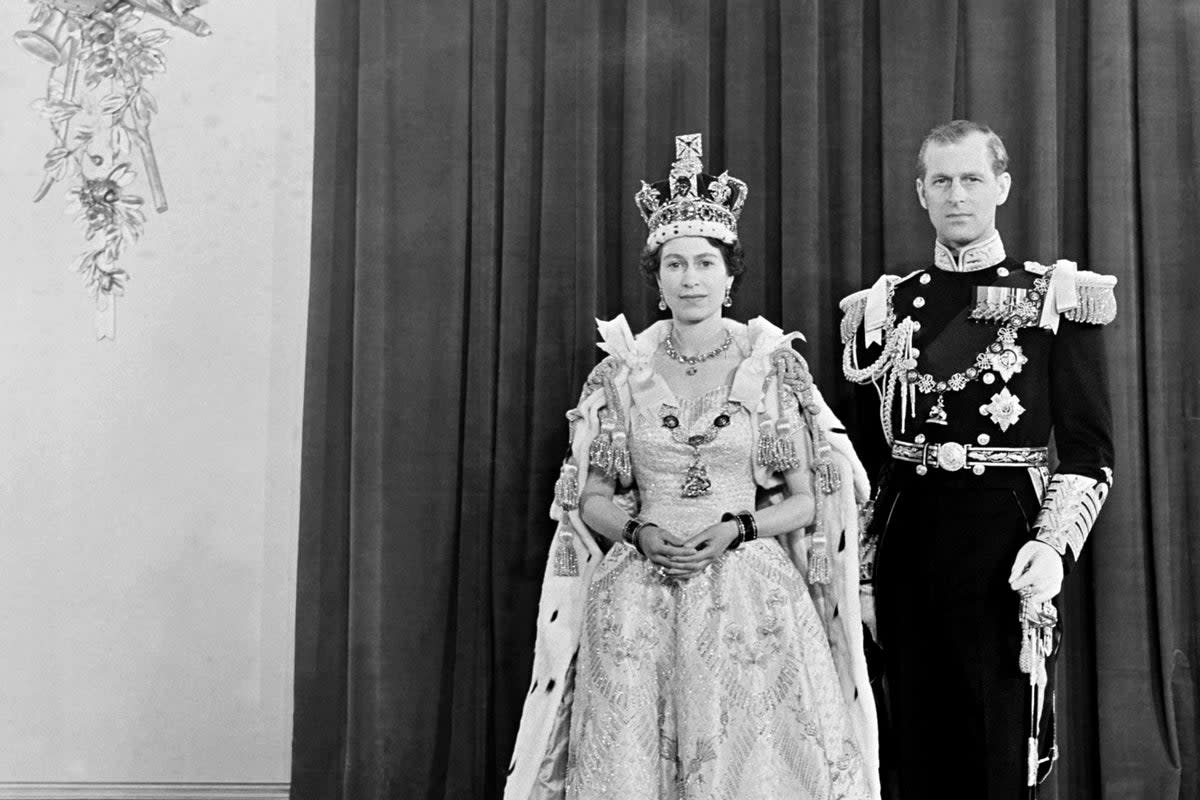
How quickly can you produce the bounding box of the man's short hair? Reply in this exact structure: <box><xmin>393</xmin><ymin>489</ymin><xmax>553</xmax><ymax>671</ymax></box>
<box><xmin>916</xmin><ymin>120</ymin><xmax>1009</xmax><ymax>179</ymax></box>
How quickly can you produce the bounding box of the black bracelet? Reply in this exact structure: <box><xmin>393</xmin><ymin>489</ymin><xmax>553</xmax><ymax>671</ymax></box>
<box><xmin>620</xmin><ymin>517</ymin><xmax>639</xmax><ymax>546</ymax></box>
<box><xmin>721</xmin><ymin>512</ymin><xmax>746</xmax><ymax>550</ymax></box>
<box><xmin>621</xmin><ymin>518</ymin><xmax>650</xmax><ymax>555</ymax></box>
<box><xmin>736</xmin><ymin>511</ymin><xmax>758</xmax><ymax>543</ymax></box>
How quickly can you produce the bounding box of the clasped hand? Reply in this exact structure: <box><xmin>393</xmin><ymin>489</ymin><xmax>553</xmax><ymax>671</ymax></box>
<box><xmin>640</xmin><ymin>521</ymin><xmax>740</xmax><ymax>580</ymax></box>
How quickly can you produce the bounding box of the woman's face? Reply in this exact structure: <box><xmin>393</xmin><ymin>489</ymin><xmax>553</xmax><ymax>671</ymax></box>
<box><xmin>657</xmin><ymin>236</ymin><xmax>733</xmax><ymax>323</ymax></box>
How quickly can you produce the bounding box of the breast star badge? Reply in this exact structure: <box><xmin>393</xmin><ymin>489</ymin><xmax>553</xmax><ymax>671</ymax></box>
<box><xmin>979</xmin><ymin>387</ymin><xmax>1026</xmax><ymax>431</ymax></box>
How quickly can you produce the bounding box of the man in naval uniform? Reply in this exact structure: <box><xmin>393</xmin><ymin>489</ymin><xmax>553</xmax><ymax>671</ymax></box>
<box><xmin>840</xmin><ymin>120</ymin><xmax>1116</xmax><ymax>797</ymax></box>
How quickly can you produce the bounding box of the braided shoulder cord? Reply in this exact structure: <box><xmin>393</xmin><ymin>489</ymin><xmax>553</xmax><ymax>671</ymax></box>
<box><xmin>759</xmin><ymin>348</ymin><xmax>842</xmax><ymax>584</ymax></box>
<box><xmin>552</xmin><ymin>356</ymin><xmax>628</xmax><ymax>577</ymax></box>
<box><xmin>842</xmin><ymin>278</ymin><xmax>899</xmax><ymax>384</ymax></box>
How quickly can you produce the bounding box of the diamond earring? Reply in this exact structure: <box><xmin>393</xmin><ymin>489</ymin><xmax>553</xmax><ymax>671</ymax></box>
<box><xmin>723</xmin><ymin>288</ymin><xmax>732</xmax><ymax>307</ymax></box>
<box><xmin>659</xmin><ymin>292</ymin><xmax>667</xmax><ymax>311</ymax></box>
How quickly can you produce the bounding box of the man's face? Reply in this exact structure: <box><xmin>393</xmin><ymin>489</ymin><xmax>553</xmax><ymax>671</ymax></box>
<box><xmin>916</xmin><ymin>132</ymin><xmax>1011</xmax><ymax>249</ymax></box>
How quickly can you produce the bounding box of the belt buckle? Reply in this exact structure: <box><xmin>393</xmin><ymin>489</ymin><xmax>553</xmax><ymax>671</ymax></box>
<box><xmin>935</xmin><ymin>442</ymin><xmax>967</xmax><ymax>472</ymax></box>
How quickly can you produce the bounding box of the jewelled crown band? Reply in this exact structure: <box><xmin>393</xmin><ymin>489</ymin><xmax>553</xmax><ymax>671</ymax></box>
<box><xmin>635</xmin><ymin>133</ymin><xmax>748</xmax><ymax>248</ymax></box>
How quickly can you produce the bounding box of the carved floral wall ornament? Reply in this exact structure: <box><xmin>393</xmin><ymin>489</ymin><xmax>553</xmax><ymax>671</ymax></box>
<box><xmin>15</xmin><ymin>0</ymin><xmax>210</xmax><ymax>338</ymax></box>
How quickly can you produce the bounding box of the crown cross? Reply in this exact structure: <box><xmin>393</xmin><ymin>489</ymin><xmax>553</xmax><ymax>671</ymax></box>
<box><xmin>674</xmin><ymin>133</ymin><xmax>703</xmax><ymax>172</ymax></box>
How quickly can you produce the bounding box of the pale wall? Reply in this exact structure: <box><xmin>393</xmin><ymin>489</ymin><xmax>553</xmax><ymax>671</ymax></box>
<box><xmin>0</xmin><ymin>0</ymin><xmax>311</xmax><ymax>784</ymax></box>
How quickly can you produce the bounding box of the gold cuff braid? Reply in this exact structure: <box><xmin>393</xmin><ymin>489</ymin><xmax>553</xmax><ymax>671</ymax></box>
<box><xmin>1033</xmin><ymin>472</ymin><xmax>1112</xmax><ymax>561</ymax></box>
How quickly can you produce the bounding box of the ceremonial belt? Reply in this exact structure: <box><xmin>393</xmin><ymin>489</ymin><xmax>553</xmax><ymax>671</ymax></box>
<box><xmin>892</xmin><ymin>440</ymin><xmax>1049</xmax><ymax>475</ymax></box>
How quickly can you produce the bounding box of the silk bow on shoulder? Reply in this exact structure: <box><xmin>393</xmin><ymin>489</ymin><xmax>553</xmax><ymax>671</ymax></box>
<box><xmin>729</xmin><ymin>316</ymin><xmax>805</xmax><ymax>407</ymax></box>
<box><xmin>596</xmin><ymin>315</ymin><xmax>673</xmax><ymax>422</ymax></box>
<box><xmin>1033</xmin><ymin>259</ymin><xmax>1078</xmax><ymax>334</ymax></box>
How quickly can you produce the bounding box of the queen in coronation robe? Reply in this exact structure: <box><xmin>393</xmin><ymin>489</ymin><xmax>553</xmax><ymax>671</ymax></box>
<box><xmin>504</xmin><ymin>134</ymin><xmax>880</xmax><ymax>800</ymax></box>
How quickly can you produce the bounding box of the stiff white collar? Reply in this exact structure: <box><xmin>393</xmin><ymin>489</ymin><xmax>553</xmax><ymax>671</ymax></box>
<box><xmin>933</xmin><ymin>231</ymin><xmax>1006</xmax><ymax>272</ymax></box>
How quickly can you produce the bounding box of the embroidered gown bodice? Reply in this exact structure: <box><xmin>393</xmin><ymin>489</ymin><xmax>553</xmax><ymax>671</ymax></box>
<box><xmin>565</xmin><ymin>370</ymin><xmax>870</xmax><ymax>800</ymax></box>
<box><xmin>630</xmin><ymin>386</ymin><xmax>756</xmax><ymax>538</ymax></box>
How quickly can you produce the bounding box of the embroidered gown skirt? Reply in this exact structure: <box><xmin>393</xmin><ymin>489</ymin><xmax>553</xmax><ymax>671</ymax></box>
<box><xmin>565</xmin><ymin>389</ymin><xmax>870</xmax><ymax>800</ymax></box>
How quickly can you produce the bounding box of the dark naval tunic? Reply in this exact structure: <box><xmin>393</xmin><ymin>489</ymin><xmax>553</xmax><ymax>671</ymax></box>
<box><xmin>840</xmin><ymin>232</ymin><xmax>1116</xmax><ymax>799</ymax></box>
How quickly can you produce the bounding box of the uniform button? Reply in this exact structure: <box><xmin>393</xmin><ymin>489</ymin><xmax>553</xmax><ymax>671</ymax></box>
<box><xmin>915</xmin><ymin>434</ymin><xmax>926</xmax><ymax>444</ymax></box>
<box><xmin>977</xmin><ymin>433</ymin><xmax>991</xmax><ymax>445</ymax></box>
<box><xmin>913</xmin><ymin>297</ymin><xmax>926</xmax><ymax>308</ymax></box>
<box><xmin>912</xmin><ymin>321</ymin><xmax>922</xmax><ymax>332</ymax></box>
<box><xmin>997</xmin><ymin>267</ymin><xmax>1010</xmax><ymax>277</ymax></box>
<box><xmin>972</xmin><ymin>464</ymin><xmax>986</xmax><ymax>475</ymax></box>
<box><xmin>916</xmin><ymin>465</ymin><xmax>929</xmax><ymax>476</ymax></box>
<box><xmin>920</xmin><ymin>273</ymin><xmax>932</xmax><ymax>285</ymax></box>
<box><xmin>983</xmin><ymin>372</ymin><xmax>996</xmax><ymax>385</ymax></box>
<box><xmin>910</xmin><ymin>347</ymin><xmax>921</xmax><ymax>357</ymax></box>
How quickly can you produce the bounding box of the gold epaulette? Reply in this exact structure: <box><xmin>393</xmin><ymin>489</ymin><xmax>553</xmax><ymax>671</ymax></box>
<box><xmin>838</xmin><ymin>271</ymin><xmax>921</xmax><ymax>345</ymax></box>
<box><xmin>1066</xmin><ymin>271</ymin><xmax>1117</xmax><ymax>325</ymax></box>
<box><xmin>1024</xmin><ymin>262</ymin><xmax>1117</xmax><ymax>327</ymax></box>
<box><xmin>838</xmin><ymin>288</ymin><xmax>870</xmax><ymax>345</ymax></box>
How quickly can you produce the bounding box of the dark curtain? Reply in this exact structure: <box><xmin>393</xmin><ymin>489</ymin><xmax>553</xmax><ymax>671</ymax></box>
<box><xmin>291</xmin><ymin>1</ymin><xmax>1200</xmax><ymax>798</ymax></box>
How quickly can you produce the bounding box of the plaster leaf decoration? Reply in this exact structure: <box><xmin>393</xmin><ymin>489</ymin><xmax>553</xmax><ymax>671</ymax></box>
<box><xmin>16</xmin><ymin>0</ymin><xmax>210</xmax><ymax>338</ymax></box>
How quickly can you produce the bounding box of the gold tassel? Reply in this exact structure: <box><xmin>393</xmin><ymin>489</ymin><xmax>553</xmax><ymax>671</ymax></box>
<box><xmin>552</xmin><ymin>521</ymin><xmax>579</xmax><ymax>577</ymax></box>
<box><xmin>815</xmin><ymin>458</ymin><xmax>841</xmax><ymax>494</ymax></box>
<box><xmin>1019</xmin><ymin>626</ymin><xmax>1036</xmax><ymax>674</ymax></box>
<box><xmin>588</xmin><ymin>433</ymin><xmax>612</xmax><ymax>475</ymax></box>
<box><xmin>808</xmin><ymin>521</ymin><xmax>830</xmax><ymax>584</ymax></box>
<box><xmin>773</xmin><ymin>420</ymin><xmax>802</xmax><ymax>471</ymax></box>
<box><xmin>589</xmin><ymin>407</ymin><xmax>623</xmax><ymax>479</ymax></box>
<box><xmin>774</xmin><ymin>437</ymin><xmax>800</xmax><ymax>471</ymax></box>
<box><xmin>808</xmin><ymin>552</ymin><xmax>831</xmax><ymax>585</ymax></box>
<box><xmin>554</xmin><ymin>463</ymin><xmax>579</xmax><ymax>511</ymax></box>
<box><xmin>757</xmin><ymin>420</ymin><xmax>778</xmax><ymax>470</ymax></box>
<box><xmin>611</xmin><ymin>430</ymin><xmax>632</xmax><ymax>483</ymax></box>
<box><xmin>812</xmin><ymin>441</ymin><xmax>842</xmax><ymax>494</ymax></box>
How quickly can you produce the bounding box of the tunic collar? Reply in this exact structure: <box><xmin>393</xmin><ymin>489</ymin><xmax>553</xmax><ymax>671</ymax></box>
<box><xmin>933</xmin><ymin>231</ymin><xmax>1006</xmax><ymax>272</ymax></box>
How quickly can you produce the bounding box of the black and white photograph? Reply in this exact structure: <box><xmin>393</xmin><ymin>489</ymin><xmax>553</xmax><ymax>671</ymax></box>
<box><xmin>0</xmin><ymin>1</ymin><xmax>1196</xmax><ymax>799</ymax></box>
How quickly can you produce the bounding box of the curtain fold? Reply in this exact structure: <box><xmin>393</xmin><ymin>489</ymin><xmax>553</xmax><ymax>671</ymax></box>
<box><xmin>292</xmin><ymin>1</ymin><xmax>1199</xmax><ymax>797</ymax></box>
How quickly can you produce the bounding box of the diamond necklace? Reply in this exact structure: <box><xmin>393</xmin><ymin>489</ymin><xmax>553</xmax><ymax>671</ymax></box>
<box><xmin>663</xmin><ymin>325</ymin><xmax>734</xmax><ymax>375</ymax></box>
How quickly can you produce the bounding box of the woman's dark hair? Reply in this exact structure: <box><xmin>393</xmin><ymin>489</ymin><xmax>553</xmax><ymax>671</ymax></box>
<box><xmin>639</xmin><ymin>237</ymin><xmax>747</xmax><ymax>296</ymax></box>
